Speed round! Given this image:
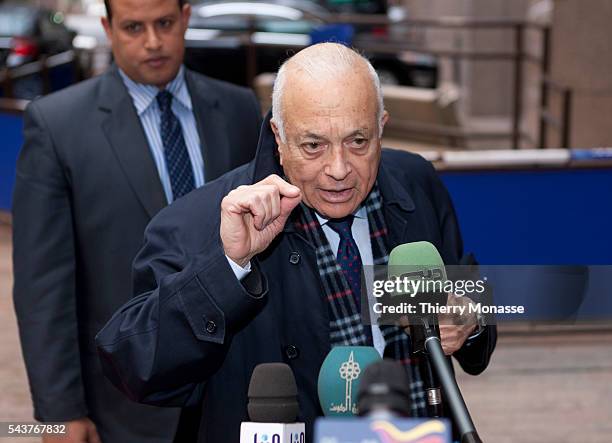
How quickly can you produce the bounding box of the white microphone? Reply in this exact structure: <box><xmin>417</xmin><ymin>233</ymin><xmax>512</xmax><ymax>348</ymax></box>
<box><xmin>240</xmin><ymin>363</ymin><xmax>306</xmax><ymax>443</ymax></box>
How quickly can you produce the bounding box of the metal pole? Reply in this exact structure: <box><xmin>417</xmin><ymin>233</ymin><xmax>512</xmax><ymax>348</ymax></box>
<box><xmin>512</xmin><ymin>24</ymin><xmax>524</xmax><ymax>150</ymax></box>
<box><xmin>538</xmin><ymin>27</ymin><xmax>551</xmax><ymax>149</ymax></box>
<box><xmin>561</xmin><ymin>89</ymin><xmax>572</xmax><ymax>149</ymax></box>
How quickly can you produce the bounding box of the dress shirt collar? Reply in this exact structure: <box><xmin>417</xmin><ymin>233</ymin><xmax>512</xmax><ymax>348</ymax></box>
<box><xmin>118</xmin><ymin>65</ymin><xmax>192</xmax><ymax>115</ymax></box>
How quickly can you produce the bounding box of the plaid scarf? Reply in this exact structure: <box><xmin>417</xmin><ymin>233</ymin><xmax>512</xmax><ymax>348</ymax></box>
<box><xmin>294</xmin><ymin>182</ymin><xmax>427</xmax><ymax>416</ymax></box>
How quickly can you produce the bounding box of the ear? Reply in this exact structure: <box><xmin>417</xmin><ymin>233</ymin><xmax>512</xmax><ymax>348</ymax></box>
<box><xmin>380</xmin><ymin>110</ymin><xmax>389</xmax><ymax>136</ymax></box>
<box><xmin>270</xmin><ymin>119</ymin><xmax>285</xmax><ymax>166</ymax></box>
<box><xmin>101</xmin><ymin>16</ymin><xmax>112</xmax><ymax>41</ymax></box>
<box><xmin>181</xmin><ymin>3</ymin><xmax>191</xmax><ymax>29</ymax></box>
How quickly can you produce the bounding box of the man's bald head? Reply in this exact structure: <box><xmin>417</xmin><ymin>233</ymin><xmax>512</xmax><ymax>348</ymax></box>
<box><xmin>271</xmin><ymin>43</ymin><xmax>384</xmax><ymax>143</ymax></box>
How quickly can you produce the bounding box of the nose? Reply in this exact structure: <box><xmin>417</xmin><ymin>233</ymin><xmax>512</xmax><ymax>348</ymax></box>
<box><xmin>324</xmin><ymin>145</ymin><xmax>351</xmax><ymax>181</ymax></box>
<box><xmin>144</xmin><ymin>26</ymin><xmax>162</xmax><ymax>51</ymax></box>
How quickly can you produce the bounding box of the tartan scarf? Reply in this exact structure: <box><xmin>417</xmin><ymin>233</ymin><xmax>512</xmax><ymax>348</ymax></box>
<box><xmin>294</xmin><ymin>182</ymin><xmax>427</xmax><ymax>416</ymax></box>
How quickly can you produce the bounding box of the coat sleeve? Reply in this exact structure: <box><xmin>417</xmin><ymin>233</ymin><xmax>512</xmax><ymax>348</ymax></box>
<box><xmin>95</xmin><ymin>213</ymin><xmax>268</xmax><ymax>407</ymax></box>
<box><xmin>425</xmin><ymin>162</ymin><xmax>497</xmax><ymax>376</ymax></box>
<box><xmin>12</xmin><ymin>101</ymin><xmax>89</xmax><ymax>421</ymax></box>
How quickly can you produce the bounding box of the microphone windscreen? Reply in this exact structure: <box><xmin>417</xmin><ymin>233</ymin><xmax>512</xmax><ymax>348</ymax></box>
<box><xmin>247</xmin><ymin>363</ymin><xmax>299</xmax><ymax>423</ymax></box>
<box><xmin>317</xmin><ymin>346</ymin><xmax>381</xmax><ymax>417</ymax></box>
<box><xmin>388</xmin><ymin>241</ymin><xmax>447</xmax><ymax>283</ymax></box>
<box><xmin>357</xmin><ymin>359</ymin><xmax>413</xmax><ymax>417</ymax></box>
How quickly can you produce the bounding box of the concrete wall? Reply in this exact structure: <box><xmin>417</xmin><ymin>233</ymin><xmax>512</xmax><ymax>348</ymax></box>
<box><xmin>403</xmin><ymin>0</ymin><xmax>531</xmax><ymax>118</ymax></box>
<box><xmin>547</xmin><ymin>0</ymin><xmax>612</xmax><ymax>148</ymax></box>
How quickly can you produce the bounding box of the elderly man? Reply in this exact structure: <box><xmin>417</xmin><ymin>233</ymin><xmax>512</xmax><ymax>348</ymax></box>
<box><xmin>96</xmin><ymin>43</ymin><xmax>496</xmax><ymax>442</ymax></box>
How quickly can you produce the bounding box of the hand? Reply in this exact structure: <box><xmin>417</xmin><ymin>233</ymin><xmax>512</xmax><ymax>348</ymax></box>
<box><xmin>43</xmin><ymin>417</ymin><xmax>101</xmax><ymax>443</ymax></box>
<box><xmin>221</xmin><ymin>174</ymin><xmax>302</xmax><ymax>267</ymax></box>
<box><xmin>439</xmin><ymin>293</ymin><xmax>477</xmax><ymax>355</ymax></box>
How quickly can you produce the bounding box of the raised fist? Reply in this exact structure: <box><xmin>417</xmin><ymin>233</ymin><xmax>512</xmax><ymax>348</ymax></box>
<box><xmin>221</xmin><ymin>174</ymin><xmax>302</xmax><ymax>267</ymax></box>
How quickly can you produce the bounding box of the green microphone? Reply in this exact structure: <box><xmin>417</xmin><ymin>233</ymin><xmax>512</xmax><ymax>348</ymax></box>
<box><xmin>388</xmin><ymin>240</ymin><xmax>447</xmax><ymax>286</ymax></box>
<box><xmin>383</xmin><ymin>241</ymin><xmax>448</xmax><ymax>350</ymax></box>
<box><xmin>387</xmin><ymin>241</ymin><xmax>483</xmax><ymax>443</ymax></box>
<box><xmin>317</xmin><ymin>346</ymin><xmax>381</xmax><ymax>417</ymax></box>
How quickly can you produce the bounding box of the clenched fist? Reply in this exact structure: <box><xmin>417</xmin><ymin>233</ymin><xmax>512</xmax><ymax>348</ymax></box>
<box><xmin>221</xmin><ymin>174</ymin><xmax>302</xmax><ymax>267</ymax></box>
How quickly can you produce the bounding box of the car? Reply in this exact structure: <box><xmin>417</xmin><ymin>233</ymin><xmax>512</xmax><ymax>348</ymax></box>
<box><xmin>184</xmin><ymin>0</ymin><xmax>438</xmax><ymax>88</ymax></box>
<box><xmin>0</xmin><ymin>3</ymin><xmax>74</xmax><ymax>69</ymax></box>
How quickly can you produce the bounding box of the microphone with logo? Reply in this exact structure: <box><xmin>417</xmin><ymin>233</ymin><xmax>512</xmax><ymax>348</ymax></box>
<box><xmin>240</xmin><ymin>363</ymin><xmax>306</xmax><ymax>443</ymax></box>
<box><xmin>387</xmin><ymin>241</ymin><xmax>483</xmax><ymax>443</ymax></box>
<box><xmin>317</xmin><ymin>346</ymin><xmax>382</xmax><ymax>417</ymax></box>
<box><xmin>314</xmin><ymin>358</ymin><xmax>453</xmax><ymax>442</ymax></box>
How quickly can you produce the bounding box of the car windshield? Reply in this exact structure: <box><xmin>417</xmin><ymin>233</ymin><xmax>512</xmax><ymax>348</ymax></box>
<box><xmin>0</xmin><ymin>8</ymin><xmax>36</xmax><ymax>37</ymax></box>
<box><xmin>191</xmin><ymin>2</ymin><xmax>321</xmax><ymax>33</ymax></box>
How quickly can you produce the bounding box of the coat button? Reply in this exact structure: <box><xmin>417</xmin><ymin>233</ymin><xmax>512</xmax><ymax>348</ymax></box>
<box><xmin>289</xmin><ymin>252</ymin><xmax>300</xmax><ymax>265</ymax></box>
<box><xmin>284</xmin><ymin>345</ymin><xmax>299</xmax><ymax>360</ymax></box>
<box><xmin>205</xmin><ymin>320</ymin><xmax>217</xmax><ymax>334</ymax></box>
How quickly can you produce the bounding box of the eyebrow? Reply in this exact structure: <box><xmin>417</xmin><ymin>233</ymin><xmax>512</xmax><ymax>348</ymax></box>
<box><xmin>345</xmin><ymin>129</ymin><xmax>369</xmax><ymax>138</ymax></box>
<box><xmin>119</xmin><ymin>14</ymin><xmax>175</xmax><ymax>25</ymax></box>
<box><xmin>298</xmin><ymin>132</ymin><xmax>325</xmax><ymax>140</ymax></box>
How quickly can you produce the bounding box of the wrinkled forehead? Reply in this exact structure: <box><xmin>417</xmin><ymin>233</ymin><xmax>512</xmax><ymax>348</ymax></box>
<box><xmin>282</xmin><ymin>69</ymin><xmax>378</xmax><ymax>135</ymax></box>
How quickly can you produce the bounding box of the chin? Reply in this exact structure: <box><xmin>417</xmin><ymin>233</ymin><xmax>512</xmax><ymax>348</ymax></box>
<box><xmin>315</xmin><ymin>201</ymin><xmax>358</xmax><ymax>220</ymax></box>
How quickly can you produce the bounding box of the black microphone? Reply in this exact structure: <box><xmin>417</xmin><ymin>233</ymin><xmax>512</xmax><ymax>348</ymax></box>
<box><xmin>356</xmin><ymin>359</ymin><xmax>413</xmax><ymax>419</ymax></box>
<box><xmin>240</xmin><ymin>363</ymin><xmax>305</xmax><ymax>443</ymax></box>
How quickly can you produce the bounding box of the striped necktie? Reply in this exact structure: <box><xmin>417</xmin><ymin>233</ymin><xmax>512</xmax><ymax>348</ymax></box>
<box><xmin>157</xmin><ymin>90</ymin><xmax>195</xmax><ymax>200</ymax></box>
<box><xmin>327</xmin><ymin>216</ymin><xmax>374</xmax><ymax>345</ymax></box>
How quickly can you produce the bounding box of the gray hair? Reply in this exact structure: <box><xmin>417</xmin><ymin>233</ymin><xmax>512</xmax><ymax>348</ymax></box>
<box><xmin>271</xmin><ymin>43</ymin><xmax>385</xmax><ymax>143</ymax></box>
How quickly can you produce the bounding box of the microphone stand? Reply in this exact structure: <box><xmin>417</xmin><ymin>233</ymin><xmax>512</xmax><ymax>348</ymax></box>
<box><xmin>413</xmin><ymin>327</ymin><xmax>444</xmax><ymax>418</ymax></box>
<box><xmin>409</xmin><ymin>310</ymin><xmax>483</xmax><ymax>443</ymax></box>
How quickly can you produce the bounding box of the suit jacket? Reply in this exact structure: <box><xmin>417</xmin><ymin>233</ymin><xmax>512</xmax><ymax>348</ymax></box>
<box><xmin>12</xmin><ymin>66</ymin><xmax>261</xmax><ymax>443</ymax></box>
<box><xmin>96</xmin><ymin>113</ymin><xmax>497</xmax><ymax>443</ymax></box>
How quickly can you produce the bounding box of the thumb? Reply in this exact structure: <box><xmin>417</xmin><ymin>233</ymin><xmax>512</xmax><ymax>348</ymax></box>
<box><xmin>279</xmin><ymin>194</ymin><xmax>302</xmax><ymax>219</ymax></box>
<box><xmin>261</xmin><ymin>174</ymin><xmax>301</xmax><ymax>198</ymax></box>
<box><xmin>87</xmin><ymin>423</ymin><xmax>102</xmax><ymax>443</ymax></box>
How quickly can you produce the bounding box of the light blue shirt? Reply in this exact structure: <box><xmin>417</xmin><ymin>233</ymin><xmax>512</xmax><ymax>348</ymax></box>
<box><xmin>119</xmin><ymin>66</ymin><xmax>205</xmax><ymax>203</ymax></box>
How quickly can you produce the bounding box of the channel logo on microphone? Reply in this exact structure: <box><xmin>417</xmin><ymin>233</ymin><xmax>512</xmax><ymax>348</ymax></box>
<box><xmin>315</xmin><ymin>418</ymin><xmax>451</xmax><ymax>443</ymax></box>
<box><xmin>318</xmin><ymin>347</ymin><xmax>382</xmax><ymax>417</ymax></box>
<box><xmin>250</xmin><ymin>431</ymin><xmax>305</xmax><ymax>443</ymax></box>
<box><xmin>371</xmin><ymin>420</ymin><xmax>448</xmax><ymax>443</ymax></box>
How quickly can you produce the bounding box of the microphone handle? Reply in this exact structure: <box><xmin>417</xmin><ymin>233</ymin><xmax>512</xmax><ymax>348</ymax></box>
<box><xmin>424</xmin><ymin>335</ymin><xmax>482</xmax><ymax>443</ymax></box>
<box><xmin>411</xmin><ymin>323</ymin><xmax>444</xmax><ymax>418</ymax></box>
<box><xmin>419</xmin><ymin>356</ymin><xmax>444</xmax><ymax>418</ymax></box>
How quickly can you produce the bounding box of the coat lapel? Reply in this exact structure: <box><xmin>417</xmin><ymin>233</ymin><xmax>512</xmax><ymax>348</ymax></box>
<box><xmin>99</xmin><ymin>68</ymin><xmax>167</xmax><ymax>218</ymax></box>
<box><xmin>377</xmin><ymin>158</ymin><xmax>417</xmax><ymax>248</ymax></box>
<box><xmin>185</xmin><ymin>70</ymin><xmax>231</xmax><ymax>182</ymax></box>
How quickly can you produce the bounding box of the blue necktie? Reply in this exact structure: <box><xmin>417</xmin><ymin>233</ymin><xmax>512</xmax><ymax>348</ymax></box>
<box><xmin>157</xmin><ymin>90</ymin><xmax>195</xmax><ymax>200</ymax></box>
<box><xmin>328</xmin><ymin>216</ymin><xmax>374</xmax><ymax>345</ymax></box>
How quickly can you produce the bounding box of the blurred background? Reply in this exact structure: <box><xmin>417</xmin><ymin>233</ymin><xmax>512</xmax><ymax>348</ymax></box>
<box><xmin>1</xmin><ymin>0</ymin><xmax>611</xmax><ymax>441</ymax></box>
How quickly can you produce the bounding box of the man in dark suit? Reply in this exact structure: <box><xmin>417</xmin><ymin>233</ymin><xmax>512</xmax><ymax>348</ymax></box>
<box><xmin>12</xmin><ymin>0</ymin><xmax>261</xmax><ymax>442</ymax></box>
<box><xmin>96</xmin><ymin>43</ymin><xmax>496</xmax><ymax>442</ymax></box>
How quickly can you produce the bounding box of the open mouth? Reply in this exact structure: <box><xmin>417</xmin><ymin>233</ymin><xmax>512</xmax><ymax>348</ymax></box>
<box><xmin>319</xmin><ymin>188</ymin><xmax>354</xmax><ymax>203</ymax></box>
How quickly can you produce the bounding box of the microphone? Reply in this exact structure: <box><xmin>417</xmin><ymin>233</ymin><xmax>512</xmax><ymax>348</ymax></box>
<box><xmin>388</xmin><ymin>241</ymin><xmax>447</xmax><ymax>418</ymax></box>
<box><xmin>387</xmin><ymin>241</ymin><xmax>483</xmax><ymax>443</ymax></box>
<box><xmin>317</xmin><ymin>346</ymin><xmax>381</xmax><ymax>417</ymax></box>
<box><xmin>356</xmin><ymin>359</ymin><xmax>413</xmax><ymax>419</ymax></box>
<box><xmin>315</xmin><ymin>351</ymin><xmax>452</xmax><ymax>442</ymax></box>
<box><xmin>240</xmin><ymin>363</ymin><xmax>305</xmax><ymax>443</ymax></box>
